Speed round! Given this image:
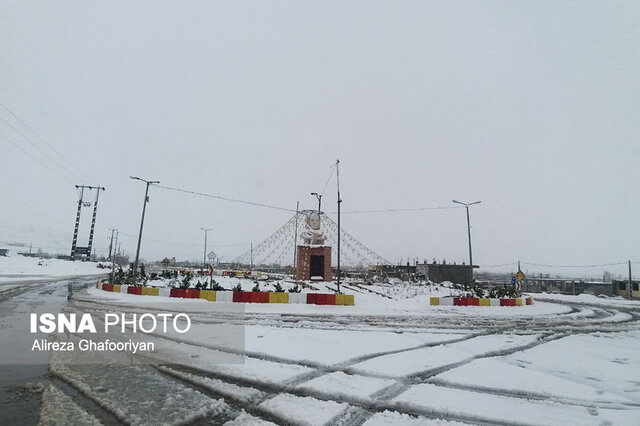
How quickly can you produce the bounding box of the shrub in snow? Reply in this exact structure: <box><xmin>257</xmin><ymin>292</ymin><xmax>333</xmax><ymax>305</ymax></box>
<box><xmin>210</xmin><ymin>280</ymin><xmax>225</xmax><ymax>291</ymax></box>
<box><xmin>289</xmin><ymin>284</ymin><xmax>301</xmax><ymax>293</ymax></box>
<box><xmin>233</xmin><ymin>283</ymin><xmax>242</xmax><ymax>292</ymax></box>
<box><xmin>179</xmin><ymin>271</ymin><xmax>193</xmax><ymax>289</ymax></box>
<box><xmin>252</xmin><ymin>282</ymin><xmax>260</xmax><ymax>292</ymax></box>
<box><xmin>272</xmin><ymin>282</ymin><xmax>284</xmax><ymax>292</ymax></box>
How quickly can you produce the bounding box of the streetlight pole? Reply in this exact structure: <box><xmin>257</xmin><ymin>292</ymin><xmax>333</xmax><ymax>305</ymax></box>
<box><xmin>130</xmin><ymin>176</ymin><xmax>159</xmax><ymax>279</ymax></box>
<box><xmin>335</xmin><ymin>159</ymin><xmax>341</xmax><ymax>293</ymax></box>
<box><xmin>200</xmin><ymin>228</ymin><xmax>213</xmax><ymax>269</ymax></box>
<box><xmin>310</xmin><ymin>192</ymin><xmax>322</xmax><ymax>213</ymax></box>
<box><xmin>452</xmin><ymin>200</ymin><xmax>481</xmax><ymax>271</ymax></box>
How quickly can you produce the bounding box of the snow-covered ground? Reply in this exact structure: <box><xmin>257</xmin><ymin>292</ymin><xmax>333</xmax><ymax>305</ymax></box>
<box><xmin>0</xmin><ymin>250</ymin><xmax>106</xmax><ymax>287</ymax></box>
<box><xmin>2</xmin><ymin>274</ymin><xmax>639</xmax><ymax>425</ymax></box>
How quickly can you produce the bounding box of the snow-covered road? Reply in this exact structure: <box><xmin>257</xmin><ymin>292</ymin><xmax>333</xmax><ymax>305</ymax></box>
<box><xmin>2</xmin><ymin>278</ymin><xmax>640</xmax><ymax>425</ymax></box>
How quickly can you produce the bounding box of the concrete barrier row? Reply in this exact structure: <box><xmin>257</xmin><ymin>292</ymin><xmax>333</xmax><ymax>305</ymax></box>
<box><xmin>429</xmin><ymin>296</ymin><xmax>533</xmax><ymax>306</ymax></box>
<box><xmin>96</xmin><ymin>281</ymin><xmax>354</xmax><ymax>305</ymax></box>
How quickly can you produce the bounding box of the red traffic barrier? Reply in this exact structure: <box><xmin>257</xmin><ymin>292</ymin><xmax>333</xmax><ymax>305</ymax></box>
<box><xmin>468</xmin><ymin>298</ymin><xmax>479</xmax><ymax>306</ymax></box>
<box><xmin>325</xmin><ymin>294</ymin><xmax>336</xmax><ymax>305</ymax></box>
<box><xmin>258</xmin><ymin>292</ymin><xmax>270</xmax><ymax>303</ymax></box>
<box><xmin>307</xmin><ymin>293</ymin><xmax>318</xmax><ymax>304</ymax></box>
<box><xmin>453</xmin><ymin>297</ymin><xmax>463</xmax><ymax>306</ymax></box>
<box><xmin>184</xmin><ymin>289</ymin><xmax>200</xmax><ymax>299</ymax></box>
<box><xmin>102</xmin><ymin>283</ymin><xmax>114</xmax><ymax>292</ymax></box>
<box><xmin>233</xmin><ymin>291</ymin><xmax>251</xmax><ymax>303</ymax></box>
<box><xmin>128</xmin><ymin>286</ymin><xmax>142</xmax><ymax>295</ymax></box>
<box><xmin>526</xmin><ymin>297</ymin><xmax>533</xmax><ymax>305</ymax></box>
<box><xmin>500</xmin><ymin>298</ymin><xmax>516</xmax><ymax>306</ymax></box>
<box><xmin>170</xmin><ymin>288</ymin><xmax>186</xmax><ymax>298</ymax></box>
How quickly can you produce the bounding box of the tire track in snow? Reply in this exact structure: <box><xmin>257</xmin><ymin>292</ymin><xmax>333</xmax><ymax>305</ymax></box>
<box><xmin>425</xmin><ymin>378</ymin><xmax>640</xmax><ymax>410</ymax></box>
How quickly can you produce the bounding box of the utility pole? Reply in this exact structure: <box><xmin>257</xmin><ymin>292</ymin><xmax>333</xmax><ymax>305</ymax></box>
<box><xmin>452</xmin><ymin>200</ymin><xmax>481</xmax><ymax>276</ymax></box>
<box><xmin>336</xmin><ymin>159</ymin><xmax>342</xmax><ymax>293</ymax></box>
<box><xmin>87</xmin><ymin>188</ymin><xmax>104</xmax><ymax>258</ymax></box>
<box><xmin>293</xmin><ymin>202</ymin><xmax>300</xmax><ymax>276</ymax></box>
<box><xmin>250</xmin><ymin>242</ymin><xmax>253</xmax><ymax>271</ymax></box>
<box><xmin>629</xmin><ymin>260</ymin><xmax>633</xmax><ymax>300</ymax></box>
<box><xmin>200</xmin><ymin>227</ymin><xmax>213</xmax><ymax>270</ymax></box>
<box><xmin>310</xmin><ymin>192</ymin><xmax>322</xmax><ymax>213</ymax></box>
<box><xmin>108</xmin><ymin>228</ymin><xmax>117</xmax><ymax>283</ymax></box>
<box><xmin>70</xmin><ymin>185</ymin><xmax>105</xmax><ymax>260</ymax></box>
<box><xmin>130</xmin><ymin>176</ymin><xmax>159</xmax><ymax>279</ymax></box>
<box><xmin>108</xmin><ymin>228</ymin><xmax>116</xmax><ymax>260</ymax></box>
<box><xmin>113</xmin><ymin>231</ymin><xmax>119</xmax><ymax>262</ymax></box>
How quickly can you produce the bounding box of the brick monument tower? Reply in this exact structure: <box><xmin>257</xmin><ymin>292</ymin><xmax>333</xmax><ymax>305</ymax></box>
<box><xmin>295</xmin><ymin>211</ymin><xmax>332</xmax><ymax>281</ymax></box>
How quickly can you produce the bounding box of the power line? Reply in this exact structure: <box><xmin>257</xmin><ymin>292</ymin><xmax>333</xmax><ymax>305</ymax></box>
<box><xmin>0</xmin><ymin>131</ymin><xmax>75</xmax><ymax>185</ymax></box>
<box><xmin>0</xmin><ymin>101</ymin><xmax>91</xmax><ymax>181</ymax></box>
<box><xmin>0</xmin><ymin>116</ymin><xmax>80</xmax><ymax>183</ymax></box>
<box><xmin>477</xmin><ymin>262</ymin><xmax>518</xmax><ymax>268</ymax></box>
<box><xmin>329</xmin><ymin>206</ymin><xmax>462</xmax><ymax>214</ymax></box>
<box><xmin>520</xmin><ymin>261</ymin><xmax>628</xmax><ymax>268</ymax></box>
<box><xmin>116</xmin><ymin>230</ymin><xmax>248</xmax><ymax>248</ymax></box>
<box><xmin>155</xmin><ymin>184</ymin><xmax>296</xmax><ymax>212</ymax></box>
<box><xmin>320</xmin><ymin>163</ymin><xmax>336</xmax><ymax>197</ymax></box>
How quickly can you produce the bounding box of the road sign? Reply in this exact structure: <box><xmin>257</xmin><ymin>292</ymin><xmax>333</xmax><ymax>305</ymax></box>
<box><xmin>516</xmin><ymin>271</ymin><xmax>525</xmax><ymax>282</ymax></box>
<box><xmin>511</xmin><ymin>276</ymin><xmax>517</xmax><ymax>285</ymax></box>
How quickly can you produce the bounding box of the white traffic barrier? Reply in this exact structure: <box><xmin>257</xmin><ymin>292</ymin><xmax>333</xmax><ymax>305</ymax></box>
<box><xmin>288</xmin><ymin>293</ymin><xmax>307</xmax><ymax>304</ymax></box>
<box><xmin>216</xmin><ymin>291</ymin><xmax>233</xmax><ymax>302</ymax></box>
<box><xmin>438</xmin><ymin>297</ymin><xmax>454</xmax><ymax>306</ymax></box>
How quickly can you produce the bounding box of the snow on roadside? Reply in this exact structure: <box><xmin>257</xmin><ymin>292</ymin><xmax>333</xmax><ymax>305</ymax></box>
<box><xmin>50</xmin><ymin>360</ymin><xmax>230</xmax><ymax>425</ymax></box>
<box><xmin>243</xmin><ymin>326</ymin><xmax>466</xmax><ymax>365</ymax></box>
<box><xmin>156</xmin><ymin>366</ymin><xmax>264</xmax><ymax>403</ymax></box>
<box><xmin>351</xmin><ymin>334</ymin><xmax>539</xmax><ymax>377</ymax></box>
<box><xmin>363</xmin><ymin>410</ymin><xmax>470</xmax><ymax>426</ymax></box>
<box><xmin>38</xmin><ymin>385</ymin><xmax>102</xmax><ymax>426</ymax></box>
<box><xmin>393</xmin><ymin>383</ymin><xmax>639</xmax><ymax>425</ymax></box>
<box><xmin>223</xmin><ymin>411</ymin><xmax>277</xmax><ymax>426</ymax></box>
<box><xmin>505</xmin><ymin>331</ymin><xmax>640</xmax><ymax>403</ymax></box>
<box><xmin>258</xmin><ymin>393</ymin><xmax>348</xmax><ymax>426</ymax></box>
<box><xmin>434</xmin><ymin>357</ymin><xmax>635</xmax><ymax>404</ymax></box>
<box><xmin>534</xmin><ymin>292</ymin><xmax>640</xmax><ymax>307</ymax></box>
<box><xmin>0</xmin><ymin>251</ymin><xmax>105</xmax><ymax>283</ymax></box>
<box><xmin>296</xmin><ymin>372</ymin><xmax>395</xmax><ymax>399</ymax></box>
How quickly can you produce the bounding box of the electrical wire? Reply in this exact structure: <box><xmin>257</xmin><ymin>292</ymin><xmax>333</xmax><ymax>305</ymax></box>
<box><xmin>0</xmin><ymin>100</ymin><xmax>91</xmax><ymax>181</ymax></box>
<box><xmin>520</xmin><ymin>261</ymin><xmax>628</xmax><ymax>268</ymax></box>
<box><xmin>320</xmin><ymin>163</ymin><xmax>336</xmax><ymax>197</ymax></box>
<box><xmin>477</xmin><ymin>262</ymin><xmax>518</xmax><ymax>268</ymax></box>
<box><xmin>0</xmin><ymin>115</ymin><xmax>81</xmax><ymax>183</ymax></box>
<box><xmin>155</xmin><ymin>184</ymin><xmax>295</xmax><ymax>212</ymax></box>
<box><xmin>0</xmin><ymin>131</ymin><xmax>75</xmax><ymax>185</ymax></box>
<box><xmin>116</xmin><ymin>230</ymin><xmax>248</xmax><ymax>248</ymax></box>
<box><xmin>328</xmin><ymin>206</ymin><xmax>462</xmax><ymax>214</ymax></box>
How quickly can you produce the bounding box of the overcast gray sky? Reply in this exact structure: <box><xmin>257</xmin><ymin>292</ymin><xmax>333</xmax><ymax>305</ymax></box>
<box><xmin>1</xmin><ymin>1</ymin><xmax>638</xmax><ymax>277</ymax></box>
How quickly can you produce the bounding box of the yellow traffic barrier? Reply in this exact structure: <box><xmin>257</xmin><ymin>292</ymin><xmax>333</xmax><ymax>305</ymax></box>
<box><xmin>430</xmin><ymin>297</ymin><xmax>440</xmax><ymax>306</ymax></box>
<box><xmin>479</xmin><ymin>298</ymin><xmax>490</xmax><ymax>306</ymax></box>
<box><xmin>113</xmin><ymin>285</ymin><xmax>121</xmax><ymax>293</ymax></box>
<box><xmin>142</xmin><ymin>287</ymin><xmax>159</xmax><ymax>296</ymax></box>
<box><xmin>269</xmin><ymin>292</ymin><xmax>289</xmax><ymax>303</ymax></box>
<box><xmin>335</xmin><ymin>294</ymin><xmax>346</xmax><ymax>305</ymax></box>
<box><xmin>516</xmin><ymin>298</ymin><xmax>523</xmax><ymax>306</ymax></box>
<box><xmin>200</xmin><ymin>290</ymin><xmax>216</xmax><ymax>301</ymax></box>
<box><xmin>343</xmin><ymin>294</ymin><xmax>355</xmax><ymax>306</ymax></box>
